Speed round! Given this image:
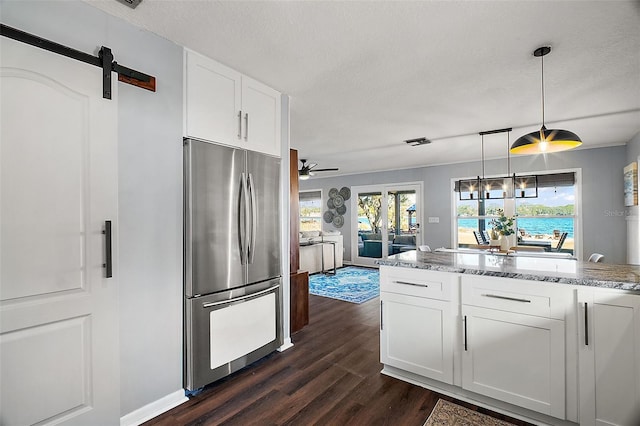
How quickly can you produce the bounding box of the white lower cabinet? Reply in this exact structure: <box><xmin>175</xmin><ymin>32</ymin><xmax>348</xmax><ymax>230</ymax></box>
<box><xmin>380</xmin><ymin>267</ymin><xmax>578</xmax><ymax>424</ymax></box>
<box><xmin>379</xmin><ymin>266</ymin><xmax>455</xmax><ymax>384</ymax></box>
<box><xmin>461</xmin><ymin>305</ymin><xmax>566</xmax><ymax>419</ymax></box>
<box><xmin>380</xmin><ymin>292</ymin><xmax>453</xmax><ymax>383</ymax></box>
<box><xmin>578</xmin><ymin>288</ymin><xmax>640</xmax><ymax>426</ymax></box>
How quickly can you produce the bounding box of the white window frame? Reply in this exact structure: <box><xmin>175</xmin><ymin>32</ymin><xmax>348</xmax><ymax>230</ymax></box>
<box><xmin>451</xmin><ymin>168</ymin><xmax>582</xmax><ymax>259</ymax></box>
<box><xmin>299</xmin><ymin>189</ymin><xmax>323</xmax><ymax>233</ymax></box>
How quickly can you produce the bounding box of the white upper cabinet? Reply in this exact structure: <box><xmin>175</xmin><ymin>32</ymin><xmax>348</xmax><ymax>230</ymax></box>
<box><xmin>184</xmin><ymin>49</ymin><xmax>281</xmax><ymax>157</ymax></box>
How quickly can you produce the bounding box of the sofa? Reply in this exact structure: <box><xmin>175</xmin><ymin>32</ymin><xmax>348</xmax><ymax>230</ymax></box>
<box><xmin>299</xmin><ymin>231</ymin><xmax>343</xmax><ymax>274</ymax></box>
<box><xmin>357</xmin><ymin>233</ymin><xmax>416</xmax><ymax>257</ymax></box>
<box><xmin>358</xmin><ymin>233</ymin><xmax>394</xmax><ymax>257</ymax></box>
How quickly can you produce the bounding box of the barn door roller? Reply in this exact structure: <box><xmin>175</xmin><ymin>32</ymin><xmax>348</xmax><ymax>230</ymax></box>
<box><xmin>0</xmin><ymin>23</ymin><xmax>156</xmax><ymax>99</ymax></box>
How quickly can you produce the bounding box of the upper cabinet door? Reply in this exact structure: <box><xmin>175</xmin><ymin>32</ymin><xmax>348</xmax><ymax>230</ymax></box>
<box><xmin>241</xmin><ymin>76</ymin><xmax>281</xmax><ymax>157</ymax></box>
<box><xmin>184</xmin><ymin>49</ymin><xmax>281</xmax><ymax>157</ymax></box>
<box><xmin>185</xmin><ymin>49</ymin><xmax>242</xmax><ymax>146</ymax></box>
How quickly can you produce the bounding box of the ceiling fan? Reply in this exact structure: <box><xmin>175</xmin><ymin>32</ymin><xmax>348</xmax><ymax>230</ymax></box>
<box><xmin>299</xmin><ymin>159</ymin><xmax>339</xmax><ymax>180</ymax></box>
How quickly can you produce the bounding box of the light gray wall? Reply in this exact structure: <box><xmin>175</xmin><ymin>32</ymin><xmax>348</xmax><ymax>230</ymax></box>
<box><xmin>1</xmin><ymin>0</ymin><xmax>184</xmax><ymax>416</ymax></box>
<box><xmin>627</xmin><ymin>131</ymin><xmax>640</xmax><ymax>164</ymax></box>
<box><xmin>301</xmin><ymin>145</ymin><xmax>628</xmax><ymax>264</ymax></box>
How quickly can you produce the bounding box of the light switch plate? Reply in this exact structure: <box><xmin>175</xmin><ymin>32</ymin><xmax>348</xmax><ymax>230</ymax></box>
<box><xmin>428</xmin><ymin>217</ymin><xmax>439</xmax><ymax>223</ymax></box>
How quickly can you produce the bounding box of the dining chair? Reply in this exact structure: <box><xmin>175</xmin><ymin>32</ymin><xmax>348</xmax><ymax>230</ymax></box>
<box><xmin>554</xmin><ymin>232</ymin><xmax>568</xmax><ymax>252</ymax></box>
<box><xmin>588</xmin><ymin>253</ymin><xmax>604</xmax><ymax>263</ymax></box>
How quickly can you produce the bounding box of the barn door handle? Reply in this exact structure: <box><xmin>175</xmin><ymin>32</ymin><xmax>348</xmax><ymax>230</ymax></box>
<box><xmin>102</xmin><ymin>220</ymin><xmax>113</xmax><ymax>278</ymax></box>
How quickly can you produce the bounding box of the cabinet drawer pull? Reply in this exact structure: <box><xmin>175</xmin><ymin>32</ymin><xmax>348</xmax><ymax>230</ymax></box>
<box><xmin>481</xmin><ymin>294</ymin><xmax>531</xmax><ymax>303</ymax></box>
<box><xmin>463</xmin><ymin>315</ymin><xmax>468</xmax><ymax>351</ymax></box>
<box><xmin>584</xmin><ymin>302</ymin><xmax>589</xmax><ymax>346</ymax></box>
<box><xmin>393</xmin><ymin>280</ymin><xmax>428</xmax><ymax>288</ymax></box>
<box><xmin>237</xmin><ymin>110</ymin><xmax>242</xmax><ymax>139</ymax></box>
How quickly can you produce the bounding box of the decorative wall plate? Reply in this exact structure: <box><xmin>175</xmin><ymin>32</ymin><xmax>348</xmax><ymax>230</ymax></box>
<box><xmin>323</xmin><ymin>210</ymin><xmax>334</xmax><ymax>223</ymax></box>
<box><xmin>336</xmin><ymin>205</ymin><xmax>347</xmax><ymax>215</ymax></box>
<box><xmin>327</xmin><ymin>198</ymin><xmax>335</xmax><ymax>209</ymax></box>
<box><xmin>339</xmin><ymin>186</ymin><xmax>351</xmax><ymax>200</ymax></box>
<box><xmin>332</xmin><ymin>215</ymin><xmax>344</xmax><ymax>228</ymax></box>
<box><xmin>328</xmin><ymin>188</ymin><xmax>339</xmax><ymax>198</ymax></box>
<box><xmin>333</xmin><ymin>194</ymin><xmax>344</xmax><ymax>207</ymax></box>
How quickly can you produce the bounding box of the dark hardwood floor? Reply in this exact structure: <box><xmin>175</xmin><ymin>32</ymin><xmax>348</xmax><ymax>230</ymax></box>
<box><xmin>145</xmin><ymin>294</ymin><xmax>532</xmax><ymax>426</ymax></box>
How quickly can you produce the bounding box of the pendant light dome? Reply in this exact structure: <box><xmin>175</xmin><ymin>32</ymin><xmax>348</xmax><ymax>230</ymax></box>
<box><xmin>511</xmin><ymin>46</ymin><xmax>582</xmax><ymax>155</ymax></box>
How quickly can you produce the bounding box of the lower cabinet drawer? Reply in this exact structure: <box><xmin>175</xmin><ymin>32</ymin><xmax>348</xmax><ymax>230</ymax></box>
<box><xmin>380</xmin><ymin>291</ymin><xmax>454</xmax><ymax>384</ymax></box>
<box><xmin>461</xmin><ymin>275</ymin><xmax>570</xmax><ymax>320</ymax></box>
<box><xmin>380</xmin><ymin>266</ymin><xmax>454</xmax><ymax>301</ymax></box>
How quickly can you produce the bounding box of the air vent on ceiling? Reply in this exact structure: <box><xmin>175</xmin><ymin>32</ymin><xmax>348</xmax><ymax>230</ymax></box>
<box><xmin>115</xmin><ymin>0</ymin><xmax>143</xmax><ymax>9</ymax></box>
<box><xmin>404</xmin><ymin>137</ymin><xmax>431</xmax><ymax>146</ymax></box>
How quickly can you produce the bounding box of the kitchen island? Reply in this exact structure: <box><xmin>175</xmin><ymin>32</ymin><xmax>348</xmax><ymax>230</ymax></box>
<box><xmin>376</xmin><ymin>250</ymin><xmax>640</xmax><ymax>426</ymax></box>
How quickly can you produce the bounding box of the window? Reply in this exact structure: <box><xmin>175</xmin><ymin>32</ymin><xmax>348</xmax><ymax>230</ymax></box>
<box><xmin>454</xmin><ymin>171</ymin><xmax>577</xmax><ymax>254</ymax></box>
<box><xmin>299</xmin><ymin>190</ymin><xmax>322</xmax><ymax>232</ymax></box>
<box><xmin>456</xmin><ymin>196</ymin><xmax>505</xmax><ymax>246</ymax></box>
<box><xmin>516</xmin><ymin>173</ymin><xmax>576</xmax><ymax>255</ymax></box>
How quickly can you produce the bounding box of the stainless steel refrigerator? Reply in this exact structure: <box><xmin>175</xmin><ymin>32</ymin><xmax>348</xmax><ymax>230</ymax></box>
<box><xmin>184</xmin><ymin>138</ymin><xmax>282</xmax><ymax>391</ymax></box>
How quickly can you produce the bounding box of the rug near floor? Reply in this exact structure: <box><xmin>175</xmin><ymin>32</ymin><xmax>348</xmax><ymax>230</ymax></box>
<box><xmin>308</xmin><ymin>266</ymin><xmax>379</xmax><ymax>304</ymax></box>
<box><xmin>425</xmin><ymin>399</ymin><xmax>516</xmax><ymax>426</ymax></box>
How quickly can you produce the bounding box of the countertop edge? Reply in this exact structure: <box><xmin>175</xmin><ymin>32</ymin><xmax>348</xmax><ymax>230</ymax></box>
<box><xmin>376</xmin><ymin>258</ymin><xmax>640</xmax><ymax>292</ymax></box>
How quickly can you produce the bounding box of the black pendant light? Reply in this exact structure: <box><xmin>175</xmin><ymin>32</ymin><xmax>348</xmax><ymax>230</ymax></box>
<box><xmin>511</xmin><ymin>46</ymin><xmax>582</xmax><ymax>155</ymax></box>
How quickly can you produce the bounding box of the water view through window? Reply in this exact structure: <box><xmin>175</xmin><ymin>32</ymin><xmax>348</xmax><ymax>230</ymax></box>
<box><xmin>456</xmin><ymin>175</ymin><xmax>576</xmax><ymax>254</ymax></box>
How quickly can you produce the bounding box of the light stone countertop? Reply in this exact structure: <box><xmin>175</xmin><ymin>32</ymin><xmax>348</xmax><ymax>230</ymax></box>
<box><xmin>376</xmin><ymin>250</ymin><xmax>640</xmax><ymax>292</ymax></box>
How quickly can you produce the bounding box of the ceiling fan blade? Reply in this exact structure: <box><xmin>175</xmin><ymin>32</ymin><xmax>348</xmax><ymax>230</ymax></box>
<box><xmin>307</xmin><ymin>163</ymin><xmax>318</xmax><ymax>170</ymax></box>
<box><xmin>313</xmin><ymin>168</ymin><xmax>339</xmax><ymax>172</ymax></box>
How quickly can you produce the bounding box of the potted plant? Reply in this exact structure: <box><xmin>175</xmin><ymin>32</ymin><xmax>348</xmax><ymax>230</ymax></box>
<box><xmin>490</xmin><ymin>209</ymin><xmax>515</xmax><ymax>250</ymax></box>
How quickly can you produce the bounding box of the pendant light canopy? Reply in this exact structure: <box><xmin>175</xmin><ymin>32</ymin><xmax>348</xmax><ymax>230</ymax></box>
<box><xmin>511</xmin><ymin>46</ymin><xmax>582</xmax><ymax>155</ymax></box>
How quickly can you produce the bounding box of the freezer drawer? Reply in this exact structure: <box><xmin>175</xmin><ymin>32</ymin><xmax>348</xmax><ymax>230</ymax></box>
<box><xmin>184</xmin><ymin>278</ymin><xmax>281</xmax><ymax>391</ymax></box>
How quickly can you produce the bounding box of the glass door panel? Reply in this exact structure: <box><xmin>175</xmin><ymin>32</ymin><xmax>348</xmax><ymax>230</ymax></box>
<box><xmin>352</xmin><ymin>183</ymin><xmax>422</xmax><ymax>266</ymax></box>
<box><xmin>388</xmin><ymin>189</ymin><xmax>419</xmax><ymax>255</ymax></box>
<box><xmin>356</xmin><ymin>191</ymin><xmax>384</xmax><ymax>264</ymax></box>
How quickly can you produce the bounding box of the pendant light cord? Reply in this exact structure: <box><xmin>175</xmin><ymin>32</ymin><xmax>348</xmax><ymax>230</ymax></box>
<box><xmin>481</xmin><ymin>134</ymin><xmax>485</xmax><ymax>179</ymax></box>
<box><xmin>507</xmin><ymin>131</ymin><xmax>511</xmax><ymax>175</ymax></box>
<box><xmin>541</xmin><ymin>52</ymin><xmax>545</xmax><ymax>127</ymax></box>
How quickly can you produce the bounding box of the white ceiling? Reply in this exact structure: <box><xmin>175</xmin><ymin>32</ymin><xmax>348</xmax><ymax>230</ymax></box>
<box><xmin>86</xmin><ymin>0</ymin><xmax>640</xmax><ymax>178</ymax></box>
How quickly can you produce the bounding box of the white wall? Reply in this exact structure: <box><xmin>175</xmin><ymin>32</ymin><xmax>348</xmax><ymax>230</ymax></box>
<box><xmin>1</xmin><ymin>0</ymin><xmax>184</xmax><ymax>417</ymax></box>
<box><xmin>301</xmin><ymin>145</ymin><xmax>629</xmax><ymax>264</ymax></box>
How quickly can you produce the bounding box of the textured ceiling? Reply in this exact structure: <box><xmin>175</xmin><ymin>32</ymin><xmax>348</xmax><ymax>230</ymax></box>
<box><xmin>86</xmin><ymin>0</ymin><xmax>640</xmax><ymax>178</ymax></box>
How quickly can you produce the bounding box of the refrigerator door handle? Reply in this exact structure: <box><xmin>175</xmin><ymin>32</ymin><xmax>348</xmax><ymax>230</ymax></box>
<box><xmin>202</xmin><ymin>284</ymin><xmax>279</xmax><ymax>308</ymax></box>
<box><xmin>239</xmin><ymin>172</ymin><xmax>249</xmax><ymax>265</ymax></box>
<box><xmin>247</xmin><ymin>173</ymin><xmax>258</xmax><ymax>264</ymax></box>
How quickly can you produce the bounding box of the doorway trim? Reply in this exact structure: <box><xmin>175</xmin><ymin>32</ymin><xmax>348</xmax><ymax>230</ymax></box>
<box><xmin>350</xmin><ymin>181</ymin><xmax>424</xmax><ymax>267</ymax></box>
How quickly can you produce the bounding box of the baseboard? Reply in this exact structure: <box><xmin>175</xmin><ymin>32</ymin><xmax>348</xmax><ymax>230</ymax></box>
<box><xmin>278</xmin><ymin>337</ymin><xmax>293</xmax><ymax>352</ymax></box>
<box><xmin>120</xmin><ymin>389</ymin><xmax>188</xmax><ymax>426</ymax></box>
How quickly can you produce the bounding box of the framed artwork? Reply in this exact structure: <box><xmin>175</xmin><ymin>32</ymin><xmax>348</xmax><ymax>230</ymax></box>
<box><xmin>624</xmin><ymin>161</ymin><xmax>638</xmax><ymax>206</ymax></box>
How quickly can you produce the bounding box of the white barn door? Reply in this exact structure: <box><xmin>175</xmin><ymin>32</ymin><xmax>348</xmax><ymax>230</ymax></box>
<box><xmin>0</xmin><ymin>37</ymin><xmax>119</xmax><ymax>424</ymax></box>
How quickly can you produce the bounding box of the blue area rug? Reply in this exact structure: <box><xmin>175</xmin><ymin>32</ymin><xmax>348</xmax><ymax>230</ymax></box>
<box><xmin>308</xmin><ymin>266</ymin><xmax>379</xmax><ymax>304</ymax></box>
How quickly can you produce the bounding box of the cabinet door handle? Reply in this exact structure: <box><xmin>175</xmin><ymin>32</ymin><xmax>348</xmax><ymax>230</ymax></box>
<box><xmin>481</xmin><ymin>294</ymin><xmax>531</xmax><ymax>303</ymax></box>
<box><xmin>584</xmin><ymin>302</ymin><xmax>589</xmax><ymax>346</ymax></box>
<box><xmin>380</xmin><ymin>301</ymin><xmax>383</xmax><ymax>330</ymax></box>
<box><xmin>102</xmin><ymin>220</ymin><xmax>112</xmax><ymax>278</ymax></box>
<box><xmin>238</xmin><ymin>110</ymin><xmax>242</xmax><ymax>139</ymax></box>
<box><xmin>244</xmin><ymin>113</ymin><xmax>249</xmax><ymax>141</ymax></box>
<box><xmin>393</xmin><ymin>280</ymin><xmax>428</xmax><ymax>288</ymax></box>
<box><xmin>463</xmin><ymin>315</ymin><xmax>468</xmax><ymax>351</ymax></box>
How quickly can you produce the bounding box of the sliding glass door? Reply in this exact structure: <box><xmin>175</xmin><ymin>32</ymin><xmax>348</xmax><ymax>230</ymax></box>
<box><xmin>352</xmin><ymin>183</ymin><xmax>422</xmax><ymax>267</ymax></box>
